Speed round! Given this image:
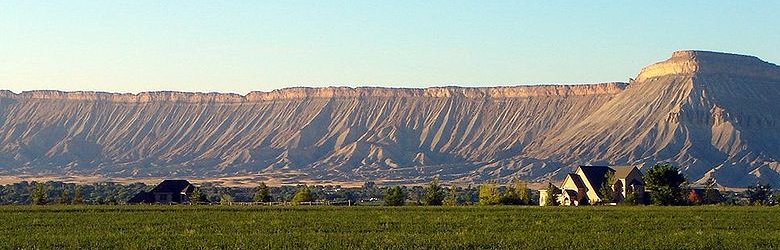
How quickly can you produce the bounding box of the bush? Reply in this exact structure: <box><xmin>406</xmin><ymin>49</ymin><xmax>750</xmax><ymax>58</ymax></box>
<box><xmin>424</xmin><ymin>178</ymin><xmax>444</xmax><ymax>206</ymax></box>
<box><xmin>479</xmin><ymin>184</ymin><xmax>501</xmax><ymax>205</ymax></box>
<box><xmin>292</xmin><ymin>185</ymin><xmax>314</xmax><ymax>205</ymax></box>
<box><xmin>644</xmin><ymin>163</ymin><xmax>686</xmax><ymax>205</ymax></box>
<box><xmin>384</xmin><ymin>186</ymin><xmax>406</xmax><ymax>206</ymax></box>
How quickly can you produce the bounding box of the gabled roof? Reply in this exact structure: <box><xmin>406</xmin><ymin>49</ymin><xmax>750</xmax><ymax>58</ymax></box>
<box><xmin>565</xmin><ymin>173</ymin><xmax>586</xmax><ymax>189</ymax></box>
<box><xmin>577</xmin><ymin>166</ymin><xmax>613</xmax><ymax>193</ymax></box>
<box><xmin>613</xmin><ymin>166</ymin><xmax>639</xmax><ymax>179</ymax></box>
<box><xmin>563</xmin><ymin>189</ymin><xmax>578</xmax><ymax>198</ymax></box>
<box><xmin>150</xmin><ymin>180</ymin><xmax>194</xmax><ymax>194</ymax></box>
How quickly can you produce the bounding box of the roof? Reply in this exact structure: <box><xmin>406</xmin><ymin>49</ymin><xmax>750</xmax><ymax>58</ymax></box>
<box><xmin>150</xmin><ymin>180</ymin><xmax>194</xmax><ymax>194</ymax></box>
<box><xmin>566</xmin><ymin>173</ymin><xmax>586</xmax><ymax>189</ymax></box>
<box><xmin>128</xmin><ymin>191</ymin><xmax>153</xmax><ymax>203</ymax></box>
<box><xmin>612</xmin><ymin>166</ymin><xmax>636</xmax><ymax>179</ymax></box>
<box><xmin>577</xmin><ymin>166</ymin><xmax>613</xmax><ymax>193</ymax></box>
<box><xmin>563</xmin><ymin>189</ymin><xmax>578</xmax><ymax>198</ymax></box>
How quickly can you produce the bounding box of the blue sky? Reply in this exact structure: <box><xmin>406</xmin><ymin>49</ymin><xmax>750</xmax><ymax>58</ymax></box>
<box><xmin>1</xmin><ymin>1</ymin><xmax>778</xmax><ymax>94</ymax></box>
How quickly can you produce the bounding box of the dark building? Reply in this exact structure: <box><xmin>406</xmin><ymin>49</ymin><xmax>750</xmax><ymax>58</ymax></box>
<box><xmin>128</xmin><ymin>180</ymin><xmax>195</xmax><ymax>204</ymax></box>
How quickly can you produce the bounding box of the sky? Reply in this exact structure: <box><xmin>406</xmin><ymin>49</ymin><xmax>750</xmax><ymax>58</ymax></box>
<box><xmin>1</xmin><ymin>1</ymin><xmax>779</xmax><ymax>94</ymax></box>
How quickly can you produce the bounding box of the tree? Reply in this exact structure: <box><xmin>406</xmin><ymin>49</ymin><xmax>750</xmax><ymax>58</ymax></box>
<box><xmin>105</xmin><ymin>195</ymin><xmax>118</xmax><ymax>205</ymax></box>
<box><xmin>478</xmin><ymin>183</ymin><xmax>501</xmax><ymax>205</ymax></box>
<box><xmin>254</xmin><ymin>182</ymin><xmax>272</xmax><ymax>203</ymax></box>
<box><xmin>643</xmin><ymin>163</ymin><xmax>687</xmax><ymax>205</ymax></box>
<box><xmin>57</xmin><ymin>188</ymin><xmax>71</xmax><ymax>205</ymax></box>
<box><xmin>745</xmin><ymin>183</ymin><xmax>773</xmax><ymax>205</ymax></box>
<box><xmin>30</xmin><ymin>182</ymin><xmax>48</xmax><ymax>205</ymax></box>
<box><xmin>292</xmin><ymin>185</ymin><xmax>314</xmax><ymax>205</ymax></box>
<box><xmin>424</xmin><ymin>178</ymin><xmax>444</xmax><ymax>206</ymax></box>
<box><xmin>703</xmin><ymin>178</ymin><xmax>722</xmax><ymax>204</ymax></box>
<box><xmin>543</xmin><ymin>183</ymin><xmax>560</xmax><ymax>206</ymax></box>
<box><xmin>72</xmin><ymin>186</ymin><xmax>84</xmax><ymax>205</ymax></box>
<box><xmin>599</xmin><ymin>171</ymin><xmax>616</xmax><ymax>204</ymax></box>
<box><xmin>622</xmin><ymin>192</ymin><xmax>640</xmax><ymax>205</ymax></box>
<box><xmin>384</xmin><ymin>186</ymin><xmax>406</xmax><ymax>206</ymax></box>
<box><xmin>219</xmin><ymin>193</ymin><xmax>234</xmax><ymax>205</ymax></box>
<box><xmin>190</xmin><ymin>187</ymin><xmax>206</xmax><ymax>204</ymax></box>
<box><xmin>443</xmin><ymin>187</ymin><xmax>464</xmax><ymax>206</ymax></box>
<box><xmin>516</xmin><ymin>180</ymin><xmax>531</xmax><ymax>205</ymax></box>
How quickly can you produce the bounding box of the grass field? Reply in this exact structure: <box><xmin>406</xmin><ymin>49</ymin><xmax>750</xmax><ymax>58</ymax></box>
<box><xmin>1</xmin><ymin>205</ymin><xmax>778</xmax><ymax>249</ymax></box>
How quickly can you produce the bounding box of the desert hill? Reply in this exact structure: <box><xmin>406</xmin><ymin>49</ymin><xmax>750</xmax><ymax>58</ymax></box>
<box><xmin>1</xmin><ymin>50</ymin><xmax>778</xmax><ymax>187</ymax></box>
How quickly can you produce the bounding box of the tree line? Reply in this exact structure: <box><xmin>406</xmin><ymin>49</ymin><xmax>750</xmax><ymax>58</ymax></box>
<box><xmin>2</xmin><ymin>164</ymin><xmax>777</xmax><ymax>206</ymax></box>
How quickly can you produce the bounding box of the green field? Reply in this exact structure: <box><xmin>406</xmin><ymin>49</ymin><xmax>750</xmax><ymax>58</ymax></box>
<box><xmin>1</xmin><ymin>205</ymin><xmax>778</xmax><ymax>249</ymax></box>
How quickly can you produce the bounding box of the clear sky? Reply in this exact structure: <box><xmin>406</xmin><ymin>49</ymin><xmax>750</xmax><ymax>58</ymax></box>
<box><xmin>1</xmin><ymin>1</ymin><xmax>778</xmax><ymax>94</ymax></box>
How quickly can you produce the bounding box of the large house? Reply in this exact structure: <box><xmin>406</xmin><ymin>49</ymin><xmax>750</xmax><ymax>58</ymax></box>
<box><xmin>128</xmin><ymin>180</ymin><xmax>195</xmax><ymax>204</ymax></box>
<box><xmin>539</xmin><ymin>166</ymin><xmax>645</xmax><ymax>206</ymax></box>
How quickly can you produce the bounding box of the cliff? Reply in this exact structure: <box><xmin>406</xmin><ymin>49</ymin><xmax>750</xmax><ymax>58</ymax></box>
<box><xmin>3</xmin><ymin>83</ymin><xmax>627</xmax><ymax>103</ymax></box>
<box><xmin>1</xmin><ymin>50</ymin><xmax>779</xmax><ymax>186</ymax></box>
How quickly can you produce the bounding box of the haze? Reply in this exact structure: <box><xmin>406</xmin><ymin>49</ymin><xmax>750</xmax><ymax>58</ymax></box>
<box><xmin>1</xmin><ymin>1</ymin><xmax>779</xmax><ymax>94</ymax></box>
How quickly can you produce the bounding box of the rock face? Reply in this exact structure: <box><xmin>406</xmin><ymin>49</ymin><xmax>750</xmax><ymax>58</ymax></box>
<box><xmin>0</xmin><ymin>50</ymin><xmax>778</xmax><ymax>187</ymax></box>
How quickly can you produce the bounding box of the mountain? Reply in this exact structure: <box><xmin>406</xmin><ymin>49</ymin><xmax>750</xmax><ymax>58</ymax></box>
<box><xmin>0</xmin><ymin>50</ymin><xmax>778</xmax><ymax>187</ymax></box>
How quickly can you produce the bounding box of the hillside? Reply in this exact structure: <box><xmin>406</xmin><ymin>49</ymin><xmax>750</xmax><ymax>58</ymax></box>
<box><xmin>1</xmin><ymin>50</ymin><xmax>779</xmax><ymax>187</ymax></box>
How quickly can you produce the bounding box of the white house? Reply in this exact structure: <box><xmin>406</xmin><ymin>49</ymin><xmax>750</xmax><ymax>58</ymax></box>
<box><xmin>539</xmin><ymin>165</ymin><xmax>644</xmax><ymax>206</ymax></box>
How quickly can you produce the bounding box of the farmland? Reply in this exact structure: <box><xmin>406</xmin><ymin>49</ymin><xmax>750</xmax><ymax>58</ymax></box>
<box><xmin>1</xmin><ymin>206</ymin><xmax>779</xmax><ymax>249</ymax></box>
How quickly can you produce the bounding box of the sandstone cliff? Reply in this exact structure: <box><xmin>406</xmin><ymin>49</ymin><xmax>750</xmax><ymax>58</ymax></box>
<box><xmin>0</xmin><ymin>50</ymin><xmax>778</xmax><ymax>186</ymax></box>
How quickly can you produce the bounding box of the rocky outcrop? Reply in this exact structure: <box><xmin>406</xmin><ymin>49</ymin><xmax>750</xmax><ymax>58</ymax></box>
<box><xmin>0</xmin><ymin>50</ymin><xmax>779</xmax><ymax>187</ymax></box>
<box><xmin>6</xmin><ymin>83</ymin><xmax>627</xmax><ymax>103</ymax></box>
<box><xmin>636</xmin><ymin>50</ymin><xmax>780</xmax><ymax>81</ymax></box>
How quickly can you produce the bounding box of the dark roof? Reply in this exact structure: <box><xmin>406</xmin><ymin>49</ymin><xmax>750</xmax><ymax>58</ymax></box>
<box><xmin>612</xmin><ymin>166</ymin><xmax>636</xmax><ymax>179</ymax></box>
<box><xmin>563</xmin><ymin>189</ymin><xmax>578</xmax><ymax>198</ymax></box>
<box><xmin>150</xmin><ymin>180</ymin><xmax>194</xmax><ymax>194</ymax></box>
<box><xmin>578</xmin><ymin>166</ymin><xmax>614</xmax><ymax>193</ymax></box>
<box><xmin>128</xmin><ymin>191</ymin><xmax>153</xmax><ymax>203</ymax></box>
<box><xmin>566</xmin><ymin>173</ymin><xmax>586</xmax><ymax>189</ymax></box>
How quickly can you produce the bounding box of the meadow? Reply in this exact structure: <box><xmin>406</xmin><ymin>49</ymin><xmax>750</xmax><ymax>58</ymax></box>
<box><xmin>1</xmin><ymin>205</ymin><xmax>778</xmax><ymax>249</ymax></box>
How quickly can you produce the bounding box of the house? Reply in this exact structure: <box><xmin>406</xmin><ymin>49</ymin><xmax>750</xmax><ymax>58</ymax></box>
<box><xmin>128</xmin><ymin>180</ymin><xmax>195</xmax><ymax>204</ymax></box>
<box><xmin>539</xmin><ymin>166</ymin><xmax>645</xmax><ymax>206</ymax></box>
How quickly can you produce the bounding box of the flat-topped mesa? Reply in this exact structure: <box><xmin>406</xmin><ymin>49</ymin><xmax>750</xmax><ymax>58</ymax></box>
<box><xmin>635</xmin><ymin>50</ymin><xmax>780</xmax><ymax>81</ymax></box>
<box><xmin>244</xmin><ymin>83</ymin><xmax>626</xmax><ymax>101</ymax></box>
<box><xmin>2</xmin><ymin>83</ymin><xmax>627</xmax><ymax>103</ymax></box>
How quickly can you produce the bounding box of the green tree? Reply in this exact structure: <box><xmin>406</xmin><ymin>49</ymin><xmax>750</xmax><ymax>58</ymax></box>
<box><xmin>443</xmin><ymin>187</ymin><xmax>463</xmax><ymax>206</ymax></box>
<box><xmin>105</xmin><ymin>195</ymin><xmax>118</xmax><ymax>205</ymax></box>
<box><xmin>479</xmin><ymin>183</ymin><xmax>501</xmax><ymax>205</ymax></box>
<box><xmin>254</xmin><ymin>182</ymin><xmax>272</xmax><ymax>203</ymax></box>
<box><xmin>702</xmin><ymin>178</ymin><xmax>722</xmax><ymax>204</ymax></box>
<box><xmin>622</xmin><ymin>192</ymin><xmax>640</xmax><ymax>205</ymax></box>
<box><xmin>424</xmin><ymin>178</ymin><xmax>444</xmax><ymax>206</ymax></box>
<box><xmin>30</xmin><ymin>182</ymin><xmax>48</xmax><ymax>205</ymax></box>
<box><xmin>72</xmin><ymin>186</ymin><xmax>84</xmax><ymax>205</ymax></box>
<box><xmin>599</xmin><ymin>171</ymin><xmax>616</xmax><ymax>204</ymax></box>
<box><xmin>292</xmin><ymin>185</ymin><xmax>314</xmax><ymax>205</ymax></box>
<box><xmin>190</xmin><ymin>187</ymin><xmax>205</xmax><ymax>204</ymax></box>
<box><xmin>516</xmin><ymin>180</ymin><xmax>530</xmax><ymax>205</ymax></box>
<box><xmin>384</xmin><ymin>186</ymin><xmax>406</xmax><ymax>206</ymax></box>
<box><xmin>219</xmin><ymin>193</ymin><xmax>234</xmax><ymax>205</ymax></box>
<box><xmin>745</xmin><ymin>183</ymin><xmax>773</xmax><ymax>205</ymax></box>
<box><xmin>57</xmin><ymin>188</ymin><xmax>71</xmax><ymax>205</ymax></box>
<box><xmin>643</xmin><ymin>163</ymin><xmax>687</xmax><ymax>205</ymax></box>
<box><xmin>543</xmin><ymin>183</ymin><xmax>560</xmax><ymax>206</ymax></box>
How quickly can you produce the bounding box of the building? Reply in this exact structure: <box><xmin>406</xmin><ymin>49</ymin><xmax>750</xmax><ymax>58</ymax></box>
<box><xmin>539</xmin><ymin>166</ymin><xmax>645</xmax><ymax>206</ymax></box>
<box><xmin>128</xmin><ymin>180</ymin><xmax>195</xmax><ymax>204</ymax></box>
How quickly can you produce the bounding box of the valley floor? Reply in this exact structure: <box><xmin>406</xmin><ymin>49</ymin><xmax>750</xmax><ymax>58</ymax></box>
<box><xmin>1</xmin><ymin>205</ymin><xmax>778</xmax><ymax>249</ymax></box>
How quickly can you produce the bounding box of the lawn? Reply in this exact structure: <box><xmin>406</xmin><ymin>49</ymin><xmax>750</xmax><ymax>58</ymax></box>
<box><xmin>0</xmin><ymin>205</ymin><xmax>778</xmax><ymax>249</ymax></box>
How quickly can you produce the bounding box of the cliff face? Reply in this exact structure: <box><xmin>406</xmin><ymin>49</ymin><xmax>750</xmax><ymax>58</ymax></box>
<box><xmin>524</xmin><ymin>50</ymin><xmax>780</xmax><ymax>186</ymax></box>
<box><xmin>0</xmin><ymin>83</ymin><xmax>625</xmax><ymax>183</ymax></box>
<box><xmin>1</xmin><ymin>50</ymin><xmax>779</xmax><ymax>186</ymax></box>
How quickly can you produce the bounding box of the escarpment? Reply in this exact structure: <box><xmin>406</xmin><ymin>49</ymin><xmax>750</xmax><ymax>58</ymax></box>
<box><xmin>1</xmin><ymin>50</ymin><xmax>779</xmax><ymax>187</ymax></box>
